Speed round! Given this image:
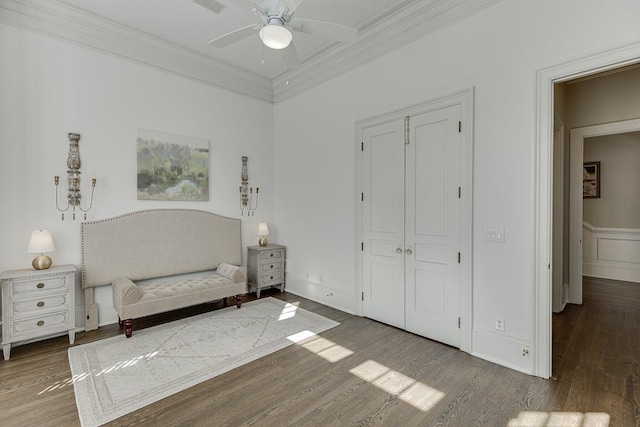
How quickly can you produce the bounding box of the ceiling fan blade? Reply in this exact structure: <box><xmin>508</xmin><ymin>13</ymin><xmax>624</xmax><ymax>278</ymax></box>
<box><xmin>280</xmin><ymin>42</ymin><xmax>300</xmax><ymax>69</ymax></box>
<box><xmin>278</xmin><ymin>0</ymin><xmax>305</xmax><ymax>14</ymax></box>
<box><xmin>209</xmin><ymin>24</ymin><xmax>259</xmax><ymax>48</ymax></box>
<box><xmin>291</xmin><ymin>18</ymin><xmax>357</xmax><ymax>42</ymax></box>
<box><xmin>225</xmin><ymin>0</ymin><xmax>263</xmax><ymax>10</ymax></box>
<box><xmin>193</xmin><ymin>0</ymin><xmax>226</xmax><ymax>14</ymax></box>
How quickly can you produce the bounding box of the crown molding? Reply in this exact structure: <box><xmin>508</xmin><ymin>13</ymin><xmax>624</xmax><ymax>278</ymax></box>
<box><xmin>1</xmin><ymin>0</ymin><xmax>502</xmax><ymax>104</ymax></box>
<box><xmin>0</xmin><ymin>0</ymin><xmax>274</xmax><ymax>102</ymax></box>
<box><xmin>272</xmin><ymin>0</ymin><xmax>503</xmax><ymax>102</ymax></box>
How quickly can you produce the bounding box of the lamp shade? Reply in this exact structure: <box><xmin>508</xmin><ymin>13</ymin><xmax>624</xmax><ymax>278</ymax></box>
<box><xmin>259</xmin><ymin>24</ymin><xmax>292</xmax><ymax>49</ymax></box>
<box><xmin>258</xmin><ymin>222</ymin><xmax>270</xmax><ymax>236</ymax></box>
<box><xmin>27</xmin><ymin>230</ymin><xmax>55</xmax><ymax>253</ymax></box>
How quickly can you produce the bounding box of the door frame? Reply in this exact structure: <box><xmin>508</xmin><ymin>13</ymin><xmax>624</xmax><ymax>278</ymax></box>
<box><xmin>569</xmin><ymin>118</ymin><xmax>640</xmax><ymax>305</ymax></box>
<box><xmin>355</xmin><ymin>88</ymin><xmax>474</xmax><ymax>353</ymax></box>
<box><xmin>535</xmin><ymin>42</ymin><xmax>640</xmax><ymax>378</ymax></box>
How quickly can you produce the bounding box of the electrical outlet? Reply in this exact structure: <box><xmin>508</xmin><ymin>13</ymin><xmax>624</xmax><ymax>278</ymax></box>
<box><xmin>495</xmin><ymin>317</ymin><xmax>505</xmax><ymax>332</ymax></box>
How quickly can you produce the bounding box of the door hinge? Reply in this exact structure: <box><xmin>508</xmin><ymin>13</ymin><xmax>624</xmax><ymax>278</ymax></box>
<box><xmin>458</xmin><ymin>187</ymin><xmax>461</xmax><ymax>198</ymax></box>
<box><xmin>458</xmin><ymin>252</ymin><xmax>461</xmax><ymax>263</ymax></box>
<box><xmin>458</xmin><ymin>121</ymin><xmax>462</xmax><ymax>133</ymax></box>
<box><xmin>361</xmin><ymin>142</ymin><xmax>364</xmax><ymax>151</ymax></box>
<box><xmin>548</xmin><ymin>263</ymin><xmax>551</xmax><ymax>270</ymax></box>
<box><xmin>361</xmin><ymin>192</ymin><xmax>364</xmax><ymax>202</ymax></box>
<box><xmin>361</xmin><ymin>291</ymin><xmax>364</xmax><ymax>301</ymax></box>
<box><xmin>361</xmin><ymin>242</ymin><xmax>364</xmax><ymax>251</ymax></box>
<box><xmin>458</xmin><ymin>317</ymin><xmax>461</xmax><ymax>328</ymax></box>
<box><xmin>404</xmin><ymin>116</ymin><xmax>410</xmax><ymax>145</ymax></box>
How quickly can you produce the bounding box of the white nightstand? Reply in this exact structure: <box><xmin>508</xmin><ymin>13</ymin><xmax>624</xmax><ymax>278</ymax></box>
<box><xmin>247</xmin><ymin>244</ymin><xmax>286</xmax><ymax>298</ymax></box>
<box><xmin>1</xmin><ymin>265</ymin><xmax>76</xmax><ymax>360</ymax></box>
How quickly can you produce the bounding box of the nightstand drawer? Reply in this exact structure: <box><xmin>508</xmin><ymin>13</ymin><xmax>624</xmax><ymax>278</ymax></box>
<box><xmin>261</xmin><ymin>250</ymin><xmax>283</xmax><ymax>260</ymax></box>
<box><xmin>13</xmin><ymin>294</ymin><xmax>69</xmax><ymax>317</ymax></box>
<box><xmin>12</xmin><ymin>311</ymin><xmax>69</xmax><ymax>337</ymax></box>
<box><xmin>261</xmin><ymin>262</ymin><xmax>283</xmax><ymax>272</ymax></box>
<box><xmin>12</xmin><ymin>277</ymin><xmax>67</xmax><ymax>299</ymax></box>
<box><xmin>261</xmin><ymin>272</ymin><xmax>284</xmax><ymax>286</ymax></box>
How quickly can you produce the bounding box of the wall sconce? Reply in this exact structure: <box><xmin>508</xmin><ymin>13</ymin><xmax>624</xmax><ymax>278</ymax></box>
<box><xmin>54</xmin><ymin>133</ymin><xmax>96</xmax><ymax>220</ymax></box>
<box><xmin>27</xmin><ymin>229</ymin><xmax>55</xmax><ymax>270</ymax></box>
<box><xmin>239</xmin><ymin>156</ymin><xmax>258</xmax><ymax>216</ymax></box>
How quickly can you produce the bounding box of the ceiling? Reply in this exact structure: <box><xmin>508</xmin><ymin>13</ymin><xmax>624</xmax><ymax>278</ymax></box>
<box><xmin>55</xmin><ymin>0</ymin><xmax>412</xmax><ymax>80</ymax></box>
<box><xmin>0</xmin><ymin>0</ymin><xmax>502</xmax><ymax>102</ymax></box>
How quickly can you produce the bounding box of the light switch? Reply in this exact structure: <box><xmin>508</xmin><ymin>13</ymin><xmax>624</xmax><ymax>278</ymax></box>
<box><xmin>484</xmin><ymin>228</ymin><xmax>505</xmax><ymax>243</ymax></box>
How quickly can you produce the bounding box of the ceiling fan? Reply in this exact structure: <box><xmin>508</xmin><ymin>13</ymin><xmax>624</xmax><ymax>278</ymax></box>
<box><xmin>194</xmin><ymin>0</ymin><xmax>358</xmax><ymax>68</ymax></box>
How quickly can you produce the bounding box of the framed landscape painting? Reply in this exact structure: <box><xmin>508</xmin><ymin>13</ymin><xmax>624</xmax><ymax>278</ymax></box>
<box><xmin>583</xmin><ymin>161</ymin><xmax>600</xmax><ymax>199</ymax></box>
<box><xmin>137</xmin><ymin>129</ymin><xmax>210</xmax><ymax>201</ymax></box>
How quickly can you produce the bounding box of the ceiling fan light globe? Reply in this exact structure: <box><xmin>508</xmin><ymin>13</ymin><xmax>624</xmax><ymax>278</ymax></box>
<box><xmin>259</xmin><ymin>24</ymin><xmax>292</xmax><ymax>49</ymax></box>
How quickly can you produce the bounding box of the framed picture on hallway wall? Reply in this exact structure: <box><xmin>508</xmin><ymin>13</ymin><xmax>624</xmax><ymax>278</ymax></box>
<box><xmin>583</xmin><ymin>161</ymin><xmax>600</xmax><ymax>199</ymax></box>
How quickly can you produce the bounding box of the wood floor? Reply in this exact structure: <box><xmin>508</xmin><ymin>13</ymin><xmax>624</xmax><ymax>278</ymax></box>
<box><xmin>0</xmin><ymin>278</ymin><xmax>638</xmax><ymax>426</ymax></box>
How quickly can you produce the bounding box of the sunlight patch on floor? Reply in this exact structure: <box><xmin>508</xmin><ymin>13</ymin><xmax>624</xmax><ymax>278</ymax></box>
<box><xmin>287</xmin><ymin>330</ymin><xmax>354</xmax><ymax>362</ymax></box>
<box><xmin>38</xmin><ymin>351</ymin><xmax>159</xmax><ymax>394</ymax></box>
<box><xmin>37</xmin><ymin>375</ymin><xmax>79</xmax><ymax>395</ymax></box>
<box><xmin>508</xmin><ymin>411</ymin><xmax>610</xmax><ymax>427</ymax></box>
<box><xmin>349</xmin><ymin>360</ymin><xmax>445</xmax><ymax>412</ymax></box>
<box><xmin>95</xmin><ymin>351</ymin><xmax>159</xmax><ymax>376</ymax></box>
<box><xmin>278</xmin><ymin>302</ymin><xmax>300</xmax><ymax>320</ymax></box>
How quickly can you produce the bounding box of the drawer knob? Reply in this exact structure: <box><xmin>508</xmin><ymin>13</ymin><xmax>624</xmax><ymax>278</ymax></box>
<box><xmin>37</xmin><ymin>320</ymin><xmax>45</xmax><ymax>327</ymax></box>
<box><xmin>37</xmin><ymin>301</ymin><xmax>45</xmax><ymax>308</ymax></box>
<box><xmin>270</xmin><ymin>254</ymin><xmax>274</xmax><ymax>257</ymax></box>
<box><xmin>270</xmin><ymin>276</ymin><xmax>274</xmax><ymax>280</ymax></box>
<box><xmin>37</xmin><ymin>282</ymin><xmax>45</xmax><ymax>289</ymax></box>
<box><xmin>270</xmin><ymin>265</ymin><xmax>274</xmax><ymax>269</ymax></box>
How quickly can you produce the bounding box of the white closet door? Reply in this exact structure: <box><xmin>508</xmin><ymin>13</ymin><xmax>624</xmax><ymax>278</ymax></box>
<box><xmin>361</xmin><ymin>120</ymin><xmax>406</xmax><ymax>329</ymax></box>
<box><xmin>404</xmin><ymin>105</ymin><xmax>461</xmax><ymax>347</ymax></box>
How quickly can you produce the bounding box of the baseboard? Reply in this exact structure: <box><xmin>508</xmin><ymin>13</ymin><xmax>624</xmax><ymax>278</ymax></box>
<box><xmin>471</xmin><ymin>330</ymin><xmax>531</xmax><ymax>375</ymax></box>
<box><xmin>285</xmin><ymin>275</ymin><xmax>356</xmax><ymax>315</ymax></box>
<box><xmin>583</xmin><ymin>263</ymin><xmax>640</xmax><ymax>283</ymax></box>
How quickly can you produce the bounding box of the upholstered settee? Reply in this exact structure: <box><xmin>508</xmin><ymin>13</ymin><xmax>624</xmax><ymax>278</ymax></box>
<box><xmin>112</xmin><ymin>263</ymin><xmax>245</xmax><ymax>337</ymax></box>
<box><xmin>81</xmin><ymin>209</ymin><xmax>246</xmax><ymax>337</ymax></box>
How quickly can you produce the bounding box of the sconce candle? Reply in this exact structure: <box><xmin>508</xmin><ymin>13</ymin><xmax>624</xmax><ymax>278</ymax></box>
<box><xmin>27</xmin><ymin>229</ymin><xmax>55</xmax><ymax>270</ymax></box>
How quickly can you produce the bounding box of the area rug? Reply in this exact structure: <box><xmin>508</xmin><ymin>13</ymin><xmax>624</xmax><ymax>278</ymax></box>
<box><xmin>68</xmin><ymin>297</ymin><xmax>339</xmax><ymax>426</ymax></box>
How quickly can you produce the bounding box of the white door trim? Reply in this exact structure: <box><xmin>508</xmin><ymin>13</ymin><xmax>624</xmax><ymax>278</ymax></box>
<box><xmin>355</xmin><ymin>88</ymin><xmax>474</xmax><ymax>353</ymax></box>
<box><xmin>569</xmin><ymin>118</ymin><xmax>640</xmax><ymax>305</ymax></box>
<box><xmin>535</xmin><ymin>42</ymin><xmax>640</xmax><ymax>378</ymax></box>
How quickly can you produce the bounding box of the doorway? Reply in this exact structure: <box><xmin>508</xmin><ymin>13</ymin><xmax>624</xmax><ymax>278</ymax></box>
<box><xmin>568</xmin><ymin>119</ymin><xmax>640</xmax><ymax>305</ymax></box>
<box><xmin>536</xmin><ymin>45</ymin><xmax>640</xmax><ymax>378</ymax></box>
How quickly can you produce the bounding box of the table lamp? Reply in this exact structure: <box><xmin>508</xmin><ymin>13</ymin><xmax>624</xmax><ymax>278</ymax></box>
<box><xmin>258</xmin><ymin>222</ymin><xmax>269</xmax><ymax>246</ymax></box>
<box><xmin>28</xmin><ymin>229</ymin><xmax>55</xmax><ymax>270</ymax></box>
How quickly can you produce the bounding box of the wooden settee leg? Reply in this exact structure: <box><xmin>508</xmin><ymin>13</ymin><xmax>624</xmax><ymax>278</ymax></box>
<box><xmin>236</xmin><ymin>294</ymin><xmax>242</xmax><ymax>308</ymax></box>
<box><xmin>123</xmin><ymin>319</ymin><xmax>133</xmax><ymax>338</ymax></box>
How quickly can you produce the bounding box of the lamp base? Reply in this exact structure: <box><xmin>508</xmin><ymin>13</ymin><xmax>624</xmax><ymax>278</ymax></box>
<box><xmin>258</xmin><ymin>236</ymin><xmax>268</xmax><ymax>247</ymax></box>
<box><xmin>32</xmin><ymin>255</ymin><xmax>52</xmax><ymax>270</ymax></box>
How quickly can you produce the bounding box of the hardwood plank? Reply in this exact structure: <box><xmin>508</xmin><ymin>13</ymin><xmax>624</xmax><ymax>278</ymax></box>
<box><xmin>0</xmin><ymin>279</ymin><xmax>638</xmax><ymax>426</ymax></box>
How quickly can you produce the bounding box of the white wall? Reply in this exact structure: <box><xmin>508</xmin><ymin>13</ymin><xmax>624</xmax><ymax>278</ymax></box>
<box><xmin>0</xmin><ymin>24</ymin><xmax>275</xmax><ymax>327</ymax></box>
<box><xmin>584</xmin><ymin>132</ymin><xmax>640</xmax><ymax>228</ymax></box>
<box><xmin>273</xmin><ymin>0</ymin><xmax>640</xmax><ymax>374</ymax></box>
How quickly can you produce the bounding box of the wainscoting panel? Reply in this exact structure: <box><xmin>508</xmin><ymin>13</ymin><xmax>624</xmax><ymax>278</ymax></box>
<box><xmin>583</xmin><ymin>222</ymin><xmax>640</xmax><ymax>283</ymax></box>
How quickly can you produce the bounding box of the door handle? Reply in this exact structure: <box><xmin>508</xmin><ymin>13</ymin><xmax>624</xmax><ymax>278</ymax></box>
<box><xmin>405</xmin><ymin>248</ymin><xmax>413</xmax><ymax>255</ymax></box>
<box><xmin>396</xmin><ymin>248</ymin><xmax>403</xmax><ymax>254</ymax></box>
